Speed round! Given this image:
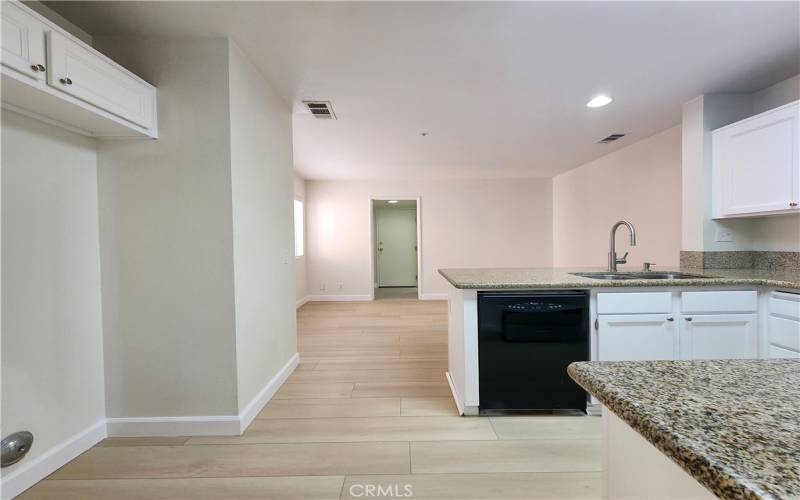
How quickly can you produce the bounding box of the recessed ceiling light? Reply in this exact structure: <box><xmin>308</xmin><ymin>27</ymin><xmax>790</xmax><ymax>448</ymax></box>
<box><xmin>387</xmin><ymin>200</ymin><xmax>399</xmax><ymax>204</ymax></box>
<box><xmin>587</xmin><ymin>95</ymin><xmax>612</xmax><ymax>108</ymax></box>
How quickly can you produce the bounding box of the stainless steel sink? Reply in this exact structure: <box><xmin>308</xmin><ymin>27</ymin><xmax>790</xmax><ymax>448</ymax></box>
<box><xmin>571</xmin><ymin>272</ymin><xmax>713</xmax><ymax>281</ymax></box>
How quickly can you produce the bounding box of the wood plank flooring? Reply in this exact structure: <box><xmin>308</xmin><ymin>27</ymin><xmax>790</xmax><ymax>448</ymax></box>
<box><xmin>21</xmin><ymin>297</ymin><xmax>601</xmax><ymax>499</ymax></box>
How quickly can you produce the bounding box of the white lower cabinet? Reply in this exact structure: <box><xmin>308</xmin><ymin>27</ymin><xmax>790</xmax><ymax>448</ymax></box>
<box><xmin>768</xmin><ymin>291</ymin><xmax>800</xmax><ymax>358</ymax></box>
<box><xmin>597</xmin><ymin>290</ymin><xmax>762</xmax><ymax>362</ymax></box>
<box><xmin>598</xmin><ymin>314</ymin><xmax>676</xmax><ymax>361</ymax></box>
<box><xmin>679</xmin><ymin>313</ymin><xmax>758</xmax><ymax>359</ymax></box>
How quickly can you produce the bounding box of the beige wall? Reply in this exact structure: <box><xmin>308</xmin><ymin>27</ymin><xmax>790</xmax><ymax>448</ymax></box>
<box><xmin>1</xmin><ymin>112</ymin><xmax>105</xmax><ymax>469</ymax></box>
<box><xmin>553</xmin><ymin>126</ymin><xmax>683</xmax><ymax>268</ymax></box>
<box><xmin>305</xmin><ymin>179</ymin><xmax>553</xmax><ymax>298</ymax></box>
<box><xmin>294</xmin><ymin>175</ymin><xmax>308</xmax><ymax>304</ymax></box>
<box><xmin>228</xmin><ymin>41</ymin><xmax>297</xmax><ymax>410</ymax></box>
<box><xmin>95</xmin><ymin>37</ymin><xmax>239</xmax><ymax>417</ymax></box>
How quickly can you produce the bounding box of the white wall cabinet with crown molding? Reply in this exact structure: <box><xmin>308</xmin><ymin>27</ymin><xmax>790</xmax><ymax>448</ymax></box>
<box><xmin>1</xmin><ymin>1</ymin><xmax>157</xmax><ymax>138</ymax></box>
<box><xmin>712</xmin><ymin>100</ymin><xmax>799</xmax><ymax>218</ymax></box>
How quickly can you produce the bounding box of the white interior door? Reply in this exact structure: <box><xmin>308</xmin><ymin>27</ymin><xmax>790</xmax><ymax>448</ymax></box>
<box><xmin>376</xmin><ymin>207</ymin><xmax>417</xmax><ymax>287</ymax></box>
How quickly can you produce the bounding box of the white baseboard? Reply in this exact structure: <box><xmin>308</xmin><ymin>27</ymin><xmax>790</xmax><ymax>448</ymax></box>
<box><xmin>306</xmin><ymin>294</ymin><xmax>373</xmax><ymax>302</ymax></box>
<box><xmin>106</xmin><ymin>353</ymin><xmax>301</xmax><ymax>438</ymax></box>
<box><xmin>445</xmin><ymin>371</ymin><xmax>465</xmax><ymax>416</ymax></box>
<box><xmin>1</xmin><ymin>419</ymin><xmax>107</xmax><ymax>500</ymax></box>
<box><xmin>420</xmin><ymin>292</ymin><xmax>448</xmax><ymax>301</ymax></box>
<box><xmin>295</xmin><ymin>296</ymin><xmax>310</xmax><ymax>309</ymax></box>
<box><xmin>105</xmin><ymin>415</ymin><xmax>240</xmax><ymax>437</ymax></box>
<box><xmin>238</xmin><ymin>352</ymin><xmax>299</xmax><ymax>433</ymax></box>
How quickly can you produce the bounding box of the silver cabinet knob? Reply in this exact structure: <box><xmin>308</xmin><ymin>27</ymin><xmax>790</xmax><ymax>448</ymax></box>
<box><xmin>666</xmin><ymin>316</ymin><xmax>674</xmax><ymax>322</ymax></box>
<box><xmin>30</xmin><ymin>64</ymin><xmax>39</xmax><ymax>72</ymax></box>
<box><xmin>685</xmin><ymin>317</ymin><xmax>693</xmax><ymax>322</ymax></box>
<box><xmin>59</xmin><ymin>77</ymin><xmax>73</xmax><ymax>85</ymax></box>
<box><xmin>791</xmin><ymin>202</ymin><xmax>798</xmax><ymax>208</ymax></box>
<box><xmin>37</xmin><ymin>64</ymin><xmax>45</xmax><ymax>72</ymax></box>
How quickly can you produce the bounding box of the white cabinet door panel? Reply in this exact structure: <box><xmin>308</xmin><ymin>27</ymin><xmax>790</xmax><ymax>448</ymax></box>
<box><xmin>768</xmin><ymin>316</ymin><xmax>800</xmax><ymax>352</ymax></box>
<box><xmin>770</xmin><ymin>291</ymin><xmax>800</xmax><ymax>320</ymax></box>
<box><xmin>598</xmin><ymin>314</ymin><xmax>676</xmax><ymax>361</ymax></box>
<box><xmin>768</xmin><ymin>344</ymin><xmax>800</xmax><ymax>359</ymax></box>
<box><xmin>46</xmin><ymin>30</ymin><xmax>155</xmax><ymax>129</ymax></box>
<box><xmin>713</xmin><ymin>102</ymin><xmax>799</xmax><ymax>216</ymax></box>
<box><xmin>681</xmin><ymin>314</ymin><xmax>758</xmax><ymax>360</ymax></box>
<box><xmin>1</xmin><ymin>1</ymin><xmax>46</xmax><ymax>80</ymax></box>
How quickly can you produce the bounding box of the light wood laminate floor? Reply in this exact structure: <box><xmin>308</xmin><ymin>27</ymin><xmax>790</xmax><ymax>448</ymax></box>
<box><xmin>21</xmin><ymin>297</ymin><xmax>601</xmax><ymax>499</ymax></box>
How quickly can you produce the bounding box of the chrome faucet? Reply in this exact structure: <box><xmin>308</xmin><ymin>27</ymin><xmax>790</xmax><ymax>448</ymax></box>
<box><xmin>609</xmin><ymin>220</ymin><xmax>637</xmax><ymax>272</ymax></box>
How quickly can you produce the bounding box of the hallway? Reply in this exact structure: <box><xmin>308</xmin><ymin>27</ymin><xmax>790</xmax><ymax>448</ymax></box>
<box><xmin>20</xmin><ymin>298</ymin><xmax>600</xmax><ymax>499</ymax></box>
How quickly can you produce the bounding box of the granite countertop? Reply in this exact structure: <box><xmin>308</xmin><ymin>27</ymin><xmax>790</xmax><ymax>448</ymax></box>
<box><xmin>437</xmin><ymin>267</ymin><xmax>800</xmax><ymax>290</ymax></box>
<box><xmin>568</xmin><ymin>359</ymin><xmax>800</xmax><ymax>500</ymax></box>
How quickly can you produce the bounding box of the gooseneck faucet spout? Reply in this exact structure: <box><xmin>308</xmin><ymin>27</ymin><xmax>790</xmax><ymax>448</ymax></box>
<box><xmin>609</xmin><ymin>220</ymin><xmax>637</xmax><ymax>272</ymax></box>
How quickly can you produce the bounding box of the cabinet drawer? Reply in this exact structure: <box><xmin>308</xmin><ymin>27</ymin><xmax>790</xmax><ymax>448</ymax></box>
<box><xmin>1</xmin><ymin>1</ymin><xmax>46</xmax><ymax>80</ymax></box>
<box><xmin>768</xmin><ymin>316</ymin><xmax>800</xmax><ymax>352</ymax></box>
<box><xmin>680</xmin><ymin>291</ymin><xmax>757</xmax><ymax>314</ymax></box>
<box><xmin>46</xmin><ymin>30</ymin><xmax>155</xmax><ymax>129</ymax></box>
<box><xmin>768</xmin><ymin>344</ymin><xmax>800</xmax><ymax>359</ymax></box>
<box><xmin>597</xmin><ymin>292</ymin><xmax>672</xmax><ymax>314</ymax></box>
<box><xmin>770</xmin><ymin>292</ymin><xmax>800</xmax><ymax>320</ymax></box>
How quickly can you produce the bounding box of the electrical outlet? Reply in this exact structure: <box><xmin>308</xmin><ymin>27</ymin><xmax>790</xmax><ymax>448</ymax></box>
<box><xmin>715</xmin><ymin>226</ymin><xmax>734</xmax><ymax>242</ymax></box>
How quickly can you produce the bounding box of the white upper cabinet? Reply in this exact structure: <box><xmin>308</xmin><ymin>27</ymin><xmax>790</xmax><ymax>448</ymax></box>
<box><xmin>47</xmin><ymin>31</ymin><xmax>155</xmax><ymax>130</ymax></box>
<box><xmin>1</xmin><ymin>1</ymin><xmax>46</xmax><ymax>80</ymax></box>
<box><xmin>712</xmin><ymin>101</ymin><xmax>799</xmax><ymax>218</ymax></box>
<box><xmin>0</xmin><ymin>1</ymin><xmax>157</xmax><ymax>138</ymax></box>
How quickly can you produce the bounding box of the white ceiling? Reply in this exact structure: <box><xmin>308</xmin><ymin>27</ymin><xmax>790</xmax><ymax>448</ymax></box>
<box><xmin>49</xmin><ymin>1</ymin><xmax>799</xmax><ymax>180</ymax></box>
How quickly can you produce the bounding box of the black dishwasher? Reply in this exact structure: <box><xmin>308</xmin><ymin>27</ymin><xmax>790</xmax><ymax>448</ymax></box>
<box><xmin>478</xmin><ymin>291</ymin><xmax>589</xmax><ymax>412</ymax></box>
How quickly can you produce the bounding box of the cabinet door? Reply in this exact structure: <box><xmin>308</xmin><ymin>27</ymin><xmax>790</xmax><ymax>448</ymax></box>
<box><xmin>598</xmin><ymin>315</ymin><xmax>676</xmax><ymax>361</ymax></box>
<box><xmin>46</xmin><ymin>30</ymin><xmax>155</xmax><ymax>129</ymax></box>
<box><xmin>768</xmin><ymin>344</ymin><xmax>800</xmax><ymax>359</ymax></box>
<box><xmin>1</xmin><ymin>2</ymin><xmax>46</xmax><ymax>80</ymax></box>
<box><xmin>713</xmin><ymin>102</ymin><xmax>799</xmax><ymax>216</ymax></box>
<box><xmin>681</xmin><ymin>314</ymin><xmax>758</xmax><ymax>360</ymax></box>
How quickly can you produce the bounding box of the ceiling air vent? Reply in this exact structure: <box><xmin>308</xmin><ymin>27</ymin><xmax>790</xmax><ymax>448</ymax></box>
<box><xmin>598</xmin><ymin>133</ymin><xmax>625</xmax><ymax>144</ymax></box>
<box><xmin>302</xmin><ymin>100</ymin><xmax>337</xmax><ymax>120</ymax></box>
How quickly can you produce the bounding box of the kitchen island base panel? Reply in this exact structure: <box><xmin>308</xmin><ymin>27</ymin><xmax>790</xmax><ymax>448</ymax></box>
<box><xmin>603</xmin><ymin>409</ymin><xmax>714</xmax><ymax>500</ymax></box>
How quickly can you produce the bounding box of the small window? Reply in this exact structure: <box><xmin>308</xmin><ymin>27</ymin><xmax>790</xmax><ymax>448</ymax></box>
<box><xmin>294</xmin><ymin>199</ymin><xmax>304</xmax><ymax>257</ymax></box>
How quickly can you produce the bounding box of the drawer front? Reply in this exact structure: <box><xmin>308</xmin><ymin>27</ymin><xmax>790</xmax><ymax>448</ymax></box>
<box><xmin>680</xmin><ymin>291</ymin><xmax>757</xmax><ymax>314</ymax></box>
<box><xmin>597</xmin><ymin>292</ymin><xmax>672</xmax><ymax>315</ymax></box>
<box><xmin>768</xmin><ymin>315</ymin><xmax>800</xmax><ymax>352</ymax></box>
<box><xmin>770</xmin><ymin>292</ymin><xmax>800</xmax><ymax>320</ymax></box>
<box><xmin>768</xmin><ymin>344</ymin><xmax>800</xmax><ymax>359</ymax></box>
<box><xmin>46</xmin><ymin>30</ymin><xmax>155</xmax><ymax>129</ymax></box>
<box><xmin>1</xmin><ymin>2</ymin><xmax>46</xmax><ymax>80</ymax></box>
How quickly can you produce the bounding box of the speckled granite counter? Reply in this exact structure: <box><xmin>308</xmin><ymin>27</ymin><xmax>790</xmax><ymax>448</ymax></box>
<box><xmin>438</xmin><ymin>267</ymin><xmax>800</xmax><ymax>291</ymax></box>
<box><xmin>568</xmin><ymin>359</ymin><xmax>800</xmax><ymax>500</ymax></box>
